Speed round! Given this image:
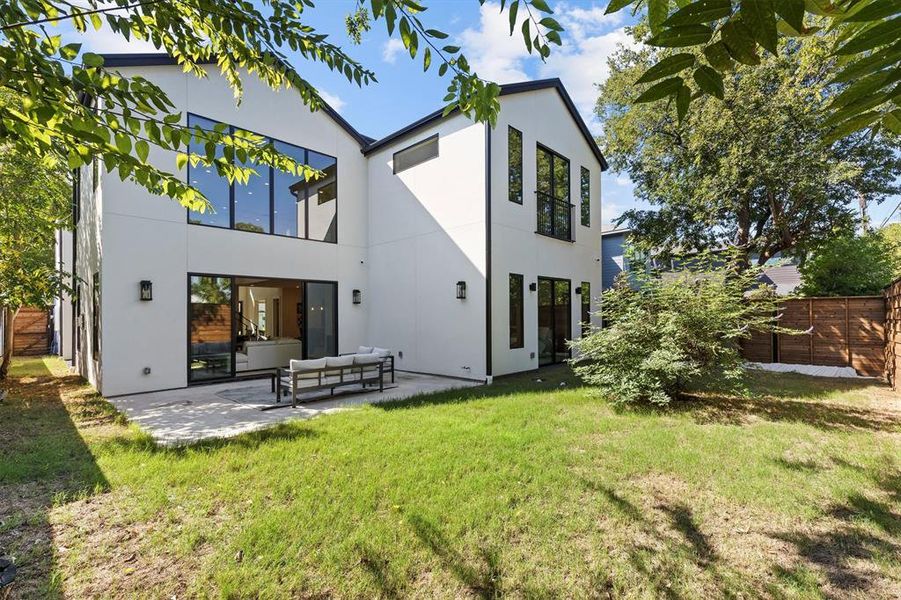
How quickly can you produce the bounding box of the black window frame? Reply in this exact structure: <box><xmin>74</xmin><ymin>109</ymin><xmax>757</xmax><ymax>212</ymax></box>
<box><xmin>508</xmin><ymin>126</ymin><xmax>523</xmax><ymax>204</ymax></box>
<box><xmin>185</xmin><ymin>113</ymin><xmax>338</xmax><ymax>244</ymax></box>
<box><xmin>509</xmin><ymin>273</ymin><xmax>524</xmax><ymax>349</ymax></box>
<box><xmin>91</xmin><ymin>271</ymin><xmax>100</xmax><ymax>361</ymax></box>
<box><xmin>393</xmin><ymin>133</ymin><xmax>439</xmax><ymax>174</ymax></box>
<box><xmin>580</xmin><ymin>166</ymin><xmax>590</xmax><ymax>228</ymax></box>
<box><xmin>535</xmin><ymin>143</ymin><xmax>573</xmax><ymax>241</ymax></box>
<box><xmin>580</xmin><ymin>281</ymin><xmax>591</xmax><ymax>337</ymax></box>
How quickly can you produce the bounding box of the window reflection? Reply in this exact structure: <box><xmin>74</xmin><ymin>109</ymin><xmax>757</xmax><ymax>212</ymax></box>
<box><xmin>305</xmin><ymin>151</ymin><xmax>337</xmax><ymax>243</ymax></box>
<box><xmin>187</xmin><ymin>115</ymin><xmax>230</xmax><ymax>228</ymax></box>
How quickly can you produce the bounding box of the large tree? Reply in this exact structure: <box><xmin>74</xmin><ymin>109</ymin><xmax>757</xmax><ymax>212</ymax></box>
<box><xmin>0</xmin><ymin>0</ymin><xmax>561</xmax><ymax>213</ymax></box>
<box><xmin>0</xmin><ymin>94</ymin><xmax>71</xmax><ymax>378</ymax></box>
<box><xmin>597</xmin><ymin>29</ymin><xmax>900</xmax><ymax>265</ymax></box>
<box><xmin>602</xmin><ymin>0</ymin><xmax>901</xmax><ymax>139</ymax></box>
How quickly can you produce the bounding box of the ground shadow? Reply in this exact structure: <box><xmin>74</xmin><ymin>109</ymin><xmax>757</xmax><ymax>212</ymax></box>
<box><xmin>0</xmin><ymin>358</ymin><xmax>109</xmax><ymax>598</ymax></box>
<box><xmin>377</xmin><ymin>364</ymin><xmax>584</xmax><ymax>412</ymax></box>
<box><xmin>404</xmin><ymin>512</ymin><xmax>503</xmax><ymax>598</ymax></box>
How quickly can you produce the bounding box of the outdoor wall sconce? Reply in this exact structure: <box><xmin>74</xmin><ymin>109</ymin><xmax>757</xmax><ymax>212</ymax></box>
<box><xmin>575</xmin><ymin>286</ymin><xmax>582</xmax><ymax>295</ymax></box>
<box><xmin>529</xmin><ymin>282</ymin><xmax>537</xmax><ymax>292</ymax></box>
<box><xmin>139</xmin><ymin>280</ymin><xmax>153</xmax><ymax>301</ymax></box>
<box><xmin>456</xmin><ymin>281</ymin><xmax>467</xmax><ymax>300</ymax></box>
<box><xmin>352</xmin><ymin>289</ymin><xmax>362</xmax><ymax>305</ymax></box>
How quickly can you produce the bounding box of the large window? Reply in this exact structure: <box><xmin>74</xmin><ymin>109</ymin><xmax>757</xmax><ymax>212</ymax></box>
<box><xmin>536</xmin><ymin>145</ymin><xmax>572</xmax><ymax>240</ymax></box>
<box><xmin>580</xmin><ymin>281</ymin><xmax>591</xmax><ymax>336</ymax></box>
<box><xmin>393</xmin><ymin>134</ymin><xmax>439</xmax><ymax>173</ymax></box>
<box><xmin>538</xmin><ymin>277</ymin><xmax>571</xmax><ymax>365</ymax></box>
<box><xmin>509</xmin><ymin>273</ymin><xmax>524</xmax><ymax>349</ymax></box>
<box><xmin>91</xmin><ymin>272</ymin><xmax>100</xmax><ymax>360</ymax></box>
<box><xmin>508</xmin><ymin>127</ymin><xmax>522</xmax><ymax>203</ymax></box>
<box><xmin>187</xmin><ymin>114</ymin><xmax>338</xmax><ymax>243</ymax></box>
<box><xmin>580</xmin><ymin>166</ymin><xmax>590</xmax><ymax>227</ymax></box>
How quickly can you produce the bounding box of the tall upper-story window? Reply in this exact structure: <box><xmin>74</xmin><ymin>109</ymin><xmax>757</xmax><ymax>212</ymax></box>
<box><xmin>536</xmin><ymin>145</ymin><xmax>571</xmax><ymax>240</ymax></box>
<box><xmin>509</xmin><ymin>273</ymin><xmax>524</xmax><ymax>349</ymax></box>
<box><xmin>580</xmin><ymin>166</ymin><xmax>590</xmax><ymax>227</ymax></box>
<box><xmin>187</xmin><ymin>114</ymin><xmax>338</xmax><ymax>243</ymax></box>
<box><xmin>580</xmin><ymin>281</ymin><xmax>591</xmax><ymax>336</ymax></box>
<box><xmin>508</xmin><ymin>126</ymin><xmax>522</xmax><ymax>204</ymax></box>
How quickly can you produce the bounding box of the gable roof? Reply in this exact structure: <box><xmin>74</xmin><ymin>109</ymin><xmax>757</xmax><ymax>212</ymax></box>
<box><xmin>99</xmin><ymin>53</ymin><xmax>373</xmax><ymax>147</ymax></box>
<box><xmin>362</xmin><ymin>78</ymin><xmax>608</xmax><ymax>170</ymax></box>
<box><xmin>97</xmin><ymin>56</ymin><xmax>605</xmax><ymax>168</ymax></box>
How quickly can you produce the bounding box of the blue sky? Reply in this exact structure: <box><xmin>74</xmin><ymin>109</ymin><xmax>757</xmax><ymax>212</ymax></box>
<box><xmin>69</xmin><ymin>0</ymin><xmax>898</xmax><ymax>228</ymax></box>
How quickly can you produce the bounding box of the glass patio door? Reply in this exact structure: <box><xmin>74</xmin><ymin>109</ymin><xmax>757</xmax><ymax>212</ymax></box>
<box><xmin>188</xmin><ymin>275</ymin><xmax>234</xmax><ymax>382</ymax></box>
<box><xmin>537</xmin><ymin>277</ymin><xmax>572</xmax><ymax>366</ymax></box>
<box><xmin>303</xmin><ymin>281</ymin><xmax>338</xmax><ymax>358</ymax></box>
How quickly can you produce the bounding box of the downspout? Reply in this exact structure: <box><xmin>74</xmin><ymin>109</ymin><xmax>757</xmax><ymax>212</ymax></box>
<box><xmin>485</xmin><ymin>122</ymin><xmax>492</xmax><ymax>380</ymax></box>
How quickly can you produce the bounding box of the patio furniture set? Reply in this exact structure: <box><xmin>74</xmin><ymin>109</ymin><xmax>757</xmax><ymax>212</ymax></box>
<box><xmin>277</xmin><ymin>346</ymin><xmax>395</xmax><ymax>407</ymax></box>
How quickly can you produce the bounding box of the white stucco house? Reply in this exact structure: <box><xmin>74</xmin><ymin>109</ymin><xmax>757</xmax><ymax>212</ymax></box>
<box><xmin>54</xmin><ymin>54</ymin><xmax>607</xmax><ymax>397</ymax></box>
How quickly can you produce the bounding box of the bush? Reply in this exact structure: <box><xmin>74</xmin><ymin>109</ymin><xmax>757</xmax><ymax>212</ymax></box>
<box><xmin>571</xmin><ymin>253</ymin><xmax>783</xmax><ymax>406</ymax></box>
<box><xmin>798</xmin><ymin>232</ymin><xmax>898</xmax><ymax>297</ymax></box>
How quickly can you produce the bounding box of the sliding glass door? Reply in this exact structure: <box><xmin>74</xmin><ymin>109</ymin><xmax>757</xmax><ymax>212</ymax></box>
<box><xmin>537</xmin><ymin>277</ymin><xmax>572</xmax><ymax>366</ymax></box>
<box><xmin>188</xmin><ymin>275</ymin><xmax>234</xmax><ymax>382</ymax></box>
<box><xmin>188</xmin><ymin>274</ymin><xmax>338</xmax><ymax>383</ymax></box>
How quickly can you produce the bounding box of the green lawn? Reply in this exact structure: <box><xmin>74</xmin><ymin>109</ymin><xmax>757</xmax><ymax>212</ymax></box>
<box><xmin>1</xmin><ymin>357</ymin><xmax>899</xmax><ymax>598</ymax></box>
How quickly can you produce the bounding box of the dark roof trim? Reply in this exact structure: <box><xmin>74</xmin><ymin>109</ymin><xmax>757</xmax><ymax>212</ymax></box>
<box><xmin>362</xmin><ymin>78</ymin><xmax>608</xmax><ymax>170</ymax></box>
<box><xmin>98</xmin><ymin>53</ymin><xmax>372</xmax><ymax>147</ymax></box>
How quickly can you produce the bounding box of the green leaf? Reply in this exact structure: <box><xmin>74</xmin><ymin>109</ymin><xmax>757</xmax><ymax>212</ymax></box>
<box><xmin>635</xmin><ymin>76</ymin><xmax>685</xmax><ymax>103</ymax></box>
<box><xmin>704</xmin><ymin>40</ymin><xmax>734</xmax><ymax>71</ymax></box>
<box><xmin>423</xmin><ymin>47</ymin><xmax>431</xmax><ymax>71</ymax></box>
<box><xmin>176</xmin><ymin>152</ymin><xmax>189</xmax><ymax>171</ymax></box>
<box><xmin>135</xmin><ymin>140</ymin><xmax>149</xmax><ymax>163</ymax></box>
<box><xmin>522</xmin><ymin>20</ymin><xmax>533</xmax><ymax>53</ymax></box>
<box><xmin>114</xmin><ymin>132</ymin><xmax>131</xmax><ymax>155</ymax></box>
<box><xmin>835</xmin><ymin>17</ymin><xmax>901</xmax><ymax>55</ymax></box>
<box><xmin>649</xmin><ymin>24</ymin><xmax>714</xmax><ymax>47</ymax></box>
<box><xmin>82</xmin><ymin>52</ymin><xmax>104</xmax><ymax>68</ymax></box>
<box><xmin>676</xmin><ymin>84</ymin><xmax>691</xmax><ymax>122</ymax></box>
<box><xmin>442</xmin><ymin>45</ymin><xmax>461</xmax><ymax>53</ymax></box>
<box><xmin>721</xmin><ymin>20</ymin><xmax>761</xmax><ymax>64</ymax></box>
<box><xmin>425</xmin><ymin>29</ymin><xmax>449</xmax><ymax>39</ymax></box>
<box><xmin>832</xmin><ymin>42</ymin><xmax>901</xmax><ymax>83</ymax></box>
<box><xmin>530</xmin><ymin>0</ymin><xmax>553</xmax><ymax>13</ymax></box>
<box><xmin>843</xmin><ymin>0</ymin><xmax>901</xmax><ymax>22</ymax></box>
<box><xmin>883</xmin><ymin>109</ymin><xmax>901</xmax><ymax>134</ymax></box>
<box><xmin>605</xmin><ymin>0</ymin><xmax>637</xmax><ymax>14</ymax></box>
<box><xmin>693</xmin><ymin>65</ymin><xmax>725</xmax><ymax>98</ymax></box>
<box><xmin>740</xmin><ymin>0</ymin><xmax>778</xmax><ymax>54</ymax></box>
<box><xmin>774</xmin><ymin>0</ymin><xmax>805</xmax><ymax>32</ymax></box>
<box><xmin>539</xmin><ymin>17</ymin><xmax>564</xmax><ymax>31</ymax></box>
<box><xmin>635</xmin><ymin>53</ymin><xmax>696</xmax><ymax>84</ymax></box>
<box><xmin>648</xmin><ymin>0</ymin><xmax>669</xmax><ymax>35</ymax></box>
<box><xmin>509</xmin><ymin>0</ymin><xmax>519</xmax><ymax>35</ymax></box>
<box><xmin>663</xmin><ymin>0</ymin><xmax>732</xmax><ymax>27</ymax></box>
<box><xmin>825</xmin><ymin>110</ymin><xmax>883</xmax><ymax>142</ymax></box>
<box><xmin>90</xmin><ymin>13</ymin><xmax>103</xmax><ymax>30</ymax></box>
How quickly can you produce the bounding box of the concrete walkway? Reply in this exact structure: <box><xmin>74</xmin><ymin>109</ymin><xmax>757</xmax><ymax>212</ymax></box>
<box><xmin>109</xmin><ymin>372</ymin><xmax>480</xmax><ymax>446</ymax></box>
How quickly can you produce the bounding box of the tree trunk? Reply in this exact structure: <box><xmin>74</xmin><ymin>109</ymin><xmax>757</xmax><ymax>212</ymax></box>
<box><xmin>0</xmin><ymin>306</ymin><xmax>18</xmax><ymax>380</ymax></box>
<box><xmin>859</xmin><ymin>191</ymin><xmax>869</xmax><ymax>234</ymax></box>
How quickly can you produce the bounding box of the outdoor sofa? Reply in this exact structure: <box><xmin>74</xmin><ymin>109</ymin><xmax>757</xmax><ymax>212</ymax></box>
<box><xmin>276</xmin><ymin>347</ymin><xmax>393</xmax><ymax>407</ymax></box>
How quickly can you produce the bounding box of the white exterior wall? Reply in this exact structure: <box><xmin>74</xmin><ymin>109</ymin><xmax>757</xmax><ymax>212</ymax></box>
<box><xmin>489</xmin><ymin>89</ymin><xmax>602</xmax><ymax>377</ymax></box>
<box><xmin>54</xmin><ymin>229</ymin><xmax>74</xmax><ymax>361</ymax></box>
<box><xmin>96</xmin><ymin>65</ymin><xmax>369</xmax><ymax>396</ymax></box>
<box><xmin>366</xmin><ymin>115</ymin><xmax>487</xmax><ymax>380</ymax></box>
<box><xmin>75</xmin><ymin>159</ymin><xmax>103</xmax><ymax>388</ymax></box>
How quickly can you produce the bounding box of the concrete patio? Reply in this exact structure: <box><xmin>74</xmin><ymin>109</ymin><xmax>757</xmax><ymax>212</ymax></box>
<box><xmin>109</xmin><ymin>372</ymin><xmax>480</xmax><ymax>446</ymax></box>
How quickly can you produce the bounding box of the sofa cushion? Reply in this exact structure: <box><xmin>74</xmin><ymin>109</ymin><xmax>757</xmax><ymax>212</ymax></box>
<box><xmin>325</xmin><ymin>355</ymin><xmax>355</xmax><ymax>369</ymax></box>
<box><xmin>357</xmin><ymin>345</ymin><xmax>374</xmax><ymax>354</ymax></box>
<box><xmin>289</xmin><ymin>358</ymin><xmax>327</xmax><ymax>371</ymax></box>
<box><xmin>372</xmin><ymin>347</ymin><xmax>391</xmax><ymax>358</ymax></box>
<box><xmin>353</xmin><ymin>353</ymin><xmax>381</xmax><ymax>365</ymax></box>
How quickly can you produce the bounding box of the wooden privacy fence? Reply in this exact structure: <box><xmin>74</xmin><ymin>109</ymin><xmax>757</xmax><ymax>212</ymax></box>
<box><xmin>13</xmin><ymin>306</ymin><xmax>52</xmax><ymax>356</ymax></box>
<box><xmin>886</xmin><ymin>279</ymin><xmax>901</xmax><ymax>390</ymax></box>
<box><xmin>742</xmin><ymin>296</ymin><xmax>885</xmax><ymax>378</ymax></box>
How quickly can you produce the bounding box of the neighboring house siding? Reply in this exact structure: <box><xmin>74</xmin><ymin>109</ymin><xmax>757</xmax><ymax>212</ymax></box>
<box><xmin>601</xmin><ymin>231</ymin><xmax>628</xmax><ymax>290</ymax></box>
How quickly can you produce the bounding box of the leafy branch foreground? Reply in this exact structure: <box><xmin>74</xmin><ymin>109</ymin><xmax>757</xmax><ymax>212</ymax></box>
<box><xmin>572</xmin><ymin>252</ymin><xmax>796</xmax><ymax>406</ymax></box>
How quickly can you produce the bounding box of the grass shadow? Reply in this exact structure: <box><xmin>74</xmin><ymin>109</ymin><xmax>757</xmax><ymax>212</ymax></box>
<box><xmin>0</xmin><ymin>357</ymin><xmax>109</xmax><ymax>598</ymax></box>
<box><xmin>377</xmin><ymin>364</ymin><xmax>585</xmax><ymax>412</ymax></box>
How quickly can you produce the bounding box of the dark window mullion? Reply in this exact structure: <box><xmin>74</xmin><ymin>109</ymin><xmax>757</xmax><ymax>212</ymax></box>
<box><xmin>269</xmin><ymin>146</ymin><xmax>275</xmax><ymax>235</ymax></box>
<box><xmin>229</xmin><ymin>125</ymin><xmax>235</xmax><ymax>230</ymax></box>
<box><xmin>304</xmin><ymin>148</ymin><xmax>310</xmax><ymax>240</ymax></box>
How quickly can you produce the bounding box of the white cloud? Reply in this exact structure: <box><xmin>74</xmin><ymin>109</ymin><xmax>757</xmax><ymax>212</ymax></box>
<box><xmin>318</xmin><ymin>89</ymin><xmax>345</xmax><ymax>113</ymax></box>
<box><xmin>459</xmin><ymin>2</ymin><xmax>531</xmax><ymax>83</ymax></box>
<box><xmin>381</xmin><ymin>38</ymin><xmax>405</xmax><ymax>64</ymax></box>
<box><xmin>79</xmin><ymin>25</ymin><xmax>158</xmax><ymax>54</ymax></box>
<box><xmin>615</xmin><ymin>176</ymin><xmax>631</xmax><ymax>186</ymax></box>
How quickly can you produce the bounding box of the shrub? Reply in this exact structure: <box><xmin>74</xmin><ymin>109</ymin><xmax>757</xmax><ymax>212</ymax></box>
<box><xmin>798</xmin><ymin>232</ymin><xmax>898</xmax><ymax>297</ymax></box>
<box><xmin>571</xmin><ymin>253</ymin><xmax>783</xmax><ymax>406</ymax></box>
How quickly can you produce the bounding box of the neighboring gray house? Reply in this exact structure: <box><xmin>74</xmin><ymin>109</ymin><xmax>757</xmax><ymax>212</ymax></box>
<box><xmin>599</xmin><ymin>225</ymin><xmax>800</xmax><ymax>295</ymax></box>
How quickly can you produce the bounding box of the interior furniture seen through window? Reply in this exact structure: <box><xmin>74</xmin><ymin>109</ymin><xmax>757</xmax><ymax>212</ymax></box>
<box><xmin>393</xmin><ymin>134</ymin><xmax>439</xmax><ymax>173</ymax></box>
<box><xmin>580</xmin><ymin>166</ymin><xmax>590</xmax><ymax>227</ymax></box>
<box><xmin>537</xmin><ymin>277</ymin><xmax>571</xmax><ymax>366</ymax></box>
<box><xmin>536</xmin><ymin>145</ymin><xmax>572</xmax><ymax>241</ymax></box>
<box><xmin>508</xmin><ymin>126</ymin><xmax>523</xmax><ymax>203</ymax></box>
<box><xmin>187</xmin><ymin>114</ymin><xmax>338</xmax><ymax>243</ymax></box>
<box><xmin>509</xmin><ymin>273</ymin><xmax>524</xmax><ymax>349</ymax></box>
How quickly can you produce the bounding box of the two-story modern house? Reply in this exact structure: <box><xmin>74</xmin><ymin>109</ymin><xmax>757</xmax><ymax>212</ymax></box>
<box><xmin>55</xmin><ymin>54</ymin><xmax>606</xmax><ymax>397</ymax></box>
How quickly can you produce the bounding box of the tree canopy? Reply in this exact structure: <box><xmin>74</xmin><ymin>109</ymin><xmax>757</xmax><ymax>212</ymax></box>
<box><xmin>797</xmin><ymin>231</ymin><xmax>898</xmax><ymax>296</ymax></box>
<box><xmin>0</xmin><ymin>0</ymin><xmax>559</xmax><ymax>212</ymax></box>
<box><xmin>604</xmin><ymin>0</ymin><xmax>901</xmax><ymax>139</ymax></box>
<box><xmin>597</xmin><ymin>29</ymin><xmax>901</xmax><ymax>265</ymax></box>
